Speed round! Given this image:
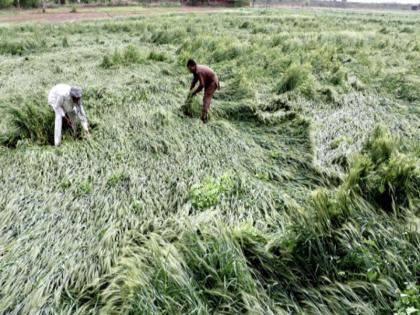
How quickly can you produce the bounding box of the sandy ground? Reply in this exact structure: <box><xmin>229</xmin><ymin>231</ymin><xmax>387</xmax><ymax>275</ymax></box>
<box><xmin>0</xmin><ymin>6</ymin><xmax>228</xmax><ymax>24</ymax></box>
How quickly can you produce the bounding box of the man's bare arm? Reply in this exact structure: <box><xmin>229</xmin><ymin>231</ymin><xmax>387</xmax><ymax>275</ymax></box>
<box><xmin>190</xmin><ymin>73</ymin><xmax>199</xmax><ymax>91</ymax></box>
<box><xmin>192</xmin><ymin>74</ymin><xmax>204</xmax><ymax>95</ymax></box>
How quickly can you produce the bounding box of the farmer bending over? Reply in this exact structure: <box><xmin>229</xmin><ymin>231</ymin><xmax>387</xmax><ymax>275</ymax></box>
<box><xmin>187</xmin><ymin>59</ymin><xmax>220</xmax><ymax>123</ymax></box>
<box><xmin>48</xmin><ymin>84</ymin><xmax>90</xmax><ymax>146</ymax></box>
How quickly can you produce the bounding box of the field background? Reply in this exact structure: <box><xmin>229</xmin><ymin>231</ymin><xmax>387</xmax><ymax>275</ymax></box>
<box><xmin>0</xmin><ymin>6</ymin><xmax>230</xmax><ymax>24</ymax></box>
<box><xmin>0</xmin><ymin>7</ymin><xmax>419</xmax><ymax>314</ymax></box>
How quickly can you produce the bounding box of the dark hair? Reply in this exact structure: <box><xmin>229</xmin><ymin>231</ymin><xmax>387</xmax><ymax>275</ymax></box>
<box><xmin>187</xmin><ymin>59</ymin><xmax>196</xmax><ymax>67</ymax></box>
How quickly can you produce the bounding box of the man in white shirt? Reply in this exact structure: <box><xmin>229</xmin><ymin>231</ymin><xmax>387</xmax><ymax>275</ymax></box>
<box><xmin>48</xmin><ymin>84</ymin><xmax>90</xmax><ymax>146</ymax></box>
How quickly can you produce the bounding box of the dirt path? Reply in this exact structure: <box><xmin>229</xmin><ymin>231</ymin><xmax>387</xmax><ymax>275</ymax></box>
<box><xmin>0</xmin><ymin>6</ymin><xmax>228</xmax><ymax>24</ymax></box>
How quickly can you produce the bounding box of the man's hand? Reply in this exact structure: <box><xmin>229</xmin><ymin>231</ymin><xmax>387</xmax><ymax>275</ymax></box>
<box><xmin>191</xmin><ymin>90</ymin><xmax>198</xmax><ymax>97</ymax></box>
<box><xmin>82</xmin><ymin>122</ymin><xmax>91</xmax><ymax>139</ymax></box>
<box><xmin>63</xmin><ymin>115</ymin><xmax>74</xmax><ymax>130</ymax></box>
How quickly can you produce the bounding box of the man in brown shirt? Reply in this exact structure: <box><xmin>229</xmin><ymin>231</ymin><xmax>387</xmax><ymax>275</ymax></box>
<box><xmin>187</xmin><ymin>59</ymin><xmax>219</xmax><ymax>123</ymax></box>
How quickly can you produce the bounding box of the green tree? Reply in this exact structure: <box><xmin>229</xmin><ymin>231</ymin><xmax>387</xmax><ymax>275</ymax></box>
<box><xmin>0</xmin><ymin>0</ymin><xmax>14</xmax><ymax>8</ymax></box>
<box><xmin>14</xmin><ymin>0</ymin><xmax>40</xmax><ymax>7</ymax></box>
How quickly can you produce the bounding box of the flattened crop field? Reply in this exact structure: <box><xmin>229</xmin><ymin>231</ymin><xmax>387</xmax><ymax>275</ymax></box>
<box><xmin>0</xmin><ymin>7</ymin><xmax>419</xmax><ymax>315</ymax></box>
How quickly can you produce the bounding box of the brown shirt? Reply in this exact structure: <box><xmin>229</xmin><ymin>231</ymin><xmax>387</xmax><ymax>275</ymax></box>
<box><xmin>192</xmin><ymin>65</ymin><xmax>219</xmax><ymax>91</ymax></box>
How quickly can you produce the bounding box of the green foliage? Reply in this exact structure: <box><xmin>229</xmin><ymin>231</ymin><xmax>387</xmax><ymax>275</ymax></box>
<box><xmin>329</xmin><ymin>67</ymin><xmax>346</xmax><ymax>86</ymax></box>
<box><xmin>178</xmin><ymin>226</ymin><xmax>269</xmax><ymax>313</ymax></box>
<box><xmin>107</xmin><ymin>170</ymin><xmax>130</xmax><ymax>187</ymax></box>
<box><xmin>383</xmin><ymin>74</ymin><xmax>420</xmax><ymax>102</ymax></box>
<box><xmin>189</xmin><ymin>174</ymin><xmax>235</xmax><ymax>209</ymax></box>
<box><xmin>150</xmin><ymin>29</ymin><xmax>186</xmax><ymax>45</ymax></box>
<box><xmin>275</xmin><ymin>64</ymin><xmax>314</xmax><ymax>96</ymax></box>
<box><xmin>77</xmin><ymin>178</ymin><xmax>93</xmax><ymax>196</ymax></box>
<box><xmin>147</xmin><ymin>51</ymin><xmax>168</xmax><ymax>62</ymax></box>
<box><xmin>100</xmin><ymin>45</ymin><xmax>144</xmax><ymax>68</ymax></box>
<box><xmin>0</xmin><ymin>39</ymin><xmax>44</xmax><ymax>56</ymax></box>
<box><xmin>212</xmin><ymin>40</ymin><xmax>246</xmax><ymax>63</ymax></box>
<box><xmin>0</xmin><ymin>9</ymin><xmax>419</xmax><ymax>315</ymax></box>
<box><xmin>59</xmin><ymin>178</ymin><xmax>72</xmax><ymax>190</ymax></box>
<box><xmin>215</xmin><ymin>100</ymin><xmax>256</xmax><ymax>121</ymax></box>
<box><xmin>62</xmin><ymin>37</ymin><xmax>69</xmax><ymax>48</ymax></box>
<box><xmin>344</xmin><ymin>126</ymin><xmax>419</xmax><ymax>212</ymax></box>
<box><xmin>394</xmin><ymin>283</ymin><xmax>420</xmax><ymax>315</ymax></box>
<box><xmin>0</xmin><ymin>0</ymin><xmax>13</xmax><ymax>8</ymax></box>
<box><xmin>0</xmin><ymin>98</ymin><xmax>55</xmax><ymax>147</ymax></box>
<box><xmin>330</xmin><ymin>136</ymin><xmax>352</xmax><ymax>149</ymax></box>
<box><xmin>218</xmin><ymin>72</ymin><xmax>255</xmax><ymax>101</ymax></box>
<box><xmin>130</xmin><ymin>198</ymin><xmax>144</xmax><ymax>212</ymax></box>
<box><xmin>233</xmin><ymin>0</ymin><xmax>251</xmax><ymax>7</ymax></box>
<box><xmin>16</xmin><ymin>0</ymin><xmax>40</xmax><ymax>8</ymax></box>
<box><xmin>96</xmin><ymin>224</ymin><xmax>271</xmax><ymax>314</ymax></box>
<box><xmin>181</xmin><ymin>94</ymin><xmax>202</xmax><ymax>117</ymax></box>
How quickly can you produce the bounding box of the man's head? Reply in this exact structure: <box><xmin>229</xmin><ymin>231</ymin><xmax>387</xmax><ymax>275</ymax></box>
<box><xmin>70</xmin><ymin>86</ymin><xmax>82</xmax><ymax>106</ymax></box>
<box><xmin>187</xmin><ymin>59</ymin><xmax>197</xmax><ymax>73</ymax></box>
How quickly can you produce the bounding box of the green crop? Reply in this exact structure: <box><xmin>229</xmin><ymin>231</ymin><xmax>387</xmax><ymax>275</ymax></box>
<box><xmin>189</xmin><ymin>173</ymin><xmax>235</xmax><ymax>209</ymax></box>
<box><xmin>0</xmin><ymin>7</ymin><xmax>419</xmax><ymax>315</ymax></box>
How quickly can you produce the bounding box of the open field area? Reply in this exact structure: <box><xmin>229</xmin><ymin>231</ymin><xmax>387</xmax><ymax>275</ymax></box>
<box><xmin>0</xmin><ymin>6</ymin><xmax>229</xmax><ymax>24</ymax></box>
<box><xmin>0</xmin><ymin>7</ymin><xmax>419</xmax><ymax>314</ymax></box>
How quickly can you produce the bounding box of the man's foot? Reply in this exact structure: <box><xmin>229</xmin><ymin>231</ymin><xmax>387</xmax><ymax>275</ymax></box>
<box><xmin>201</xmin><ymin>113</ymin><xmax>208</xmax><ymax>124</ymax></box>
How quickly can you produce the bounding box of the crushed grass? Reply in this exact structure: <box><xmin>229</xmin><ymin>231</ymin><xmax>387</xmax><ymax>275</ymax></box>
<box><xmin>0</xmin><ymin>8</ymin><xmax>419</xmax><ymax>315</ymax></box>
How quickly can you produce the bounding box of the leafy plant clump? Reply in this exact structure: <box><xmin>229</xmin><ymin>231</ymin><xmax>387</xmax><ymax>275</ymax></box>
<box><xmin>181</xmin><ymin>94</ymin><xmax>202</xmax><ymax>117</ymax></box>
<box><xmin>62</xmin><ymin>37</ymin><xmax>69</xmax><ymax>48</ymax></box>
<box><xmin>394</xmin><ymin>283</ymin><xmax>420</xmax><ymax>315</ymax></box>
<box><xmin>0</xmin><ymin>98</ymin><xmax>55</xmax><ymax>147</ymax></box>
<box><xmin>0</xmin><ymin>39</ymin><xmax>44</xmax><ymax>56</ymax></box>
<box><xmin>275</xmin><ymin>64</ymin><xmax>315</xmax><ymax>97</ymax></box>
<box><xmin>189</xmin><ymin>174</ymin><xmax>235</xmax><ymax>209</ymax></box>
<box><xmin>107</xmin><ymin>170</ymin><xmax>130</xmax><ymax>188</ymax></box>
<box><xmin>343</xmin><ymin>126</ymin><xmax>419</xmax><ymax>212</ymax></box>
<box><xmin>218</xmin><ymin>73</ymin><xmax>255</xmax><ymax>101</ymax></box>
<box><xmin>100</xmin><ymin>45</ymin><xmax>144</xmax><ymax>68</ymax></box>
<box><xmin>77</xmin><ymin>178</ymin><xmax>93</xmax><ymax>196</ymax></box>
<box><xmin>147</xmin><ymin>51</ymin><xmax>168</xmax><ymax>62</ymax></box>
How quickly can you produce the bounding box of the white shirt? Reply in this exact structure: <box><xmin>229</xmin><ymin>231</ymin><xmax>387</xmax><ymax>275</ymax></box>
<box><xmin>48</xmin><ymin>83</ymin><xmax>88</xmax><ymax>129</ymax></box>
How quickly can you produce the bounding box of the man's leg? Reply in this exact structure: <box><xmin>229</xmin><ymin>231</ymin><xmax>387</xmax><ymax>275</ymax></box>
<box><xmin>202</xmin><ymin>94</ymin><xmax>211</xmax><ymax>123</ymax></box>
<box><xmin>202</xmin><ymin>84</ymin><xmax>216</xmax><ymax>123</ymax></box>
<box><xmin>54</xmin><ymin>111</ymin><xmax>63</xmax><ymax>146</ymax></box>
